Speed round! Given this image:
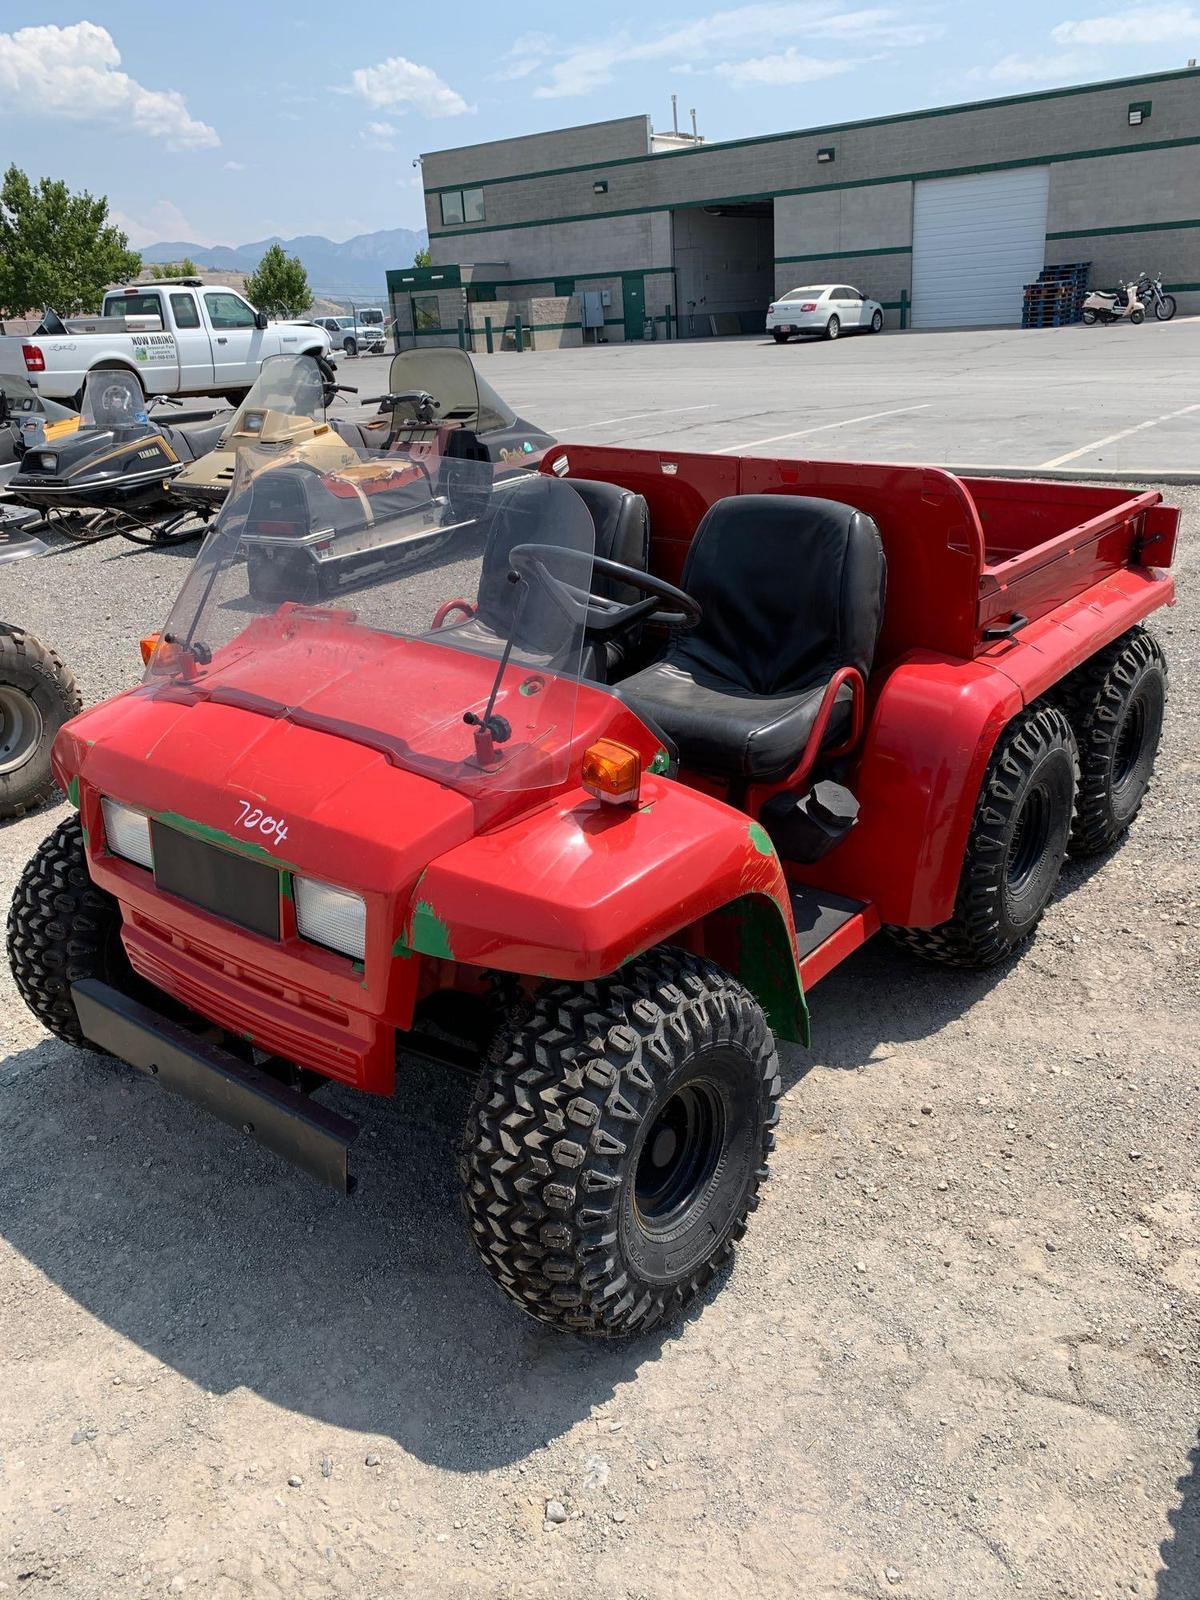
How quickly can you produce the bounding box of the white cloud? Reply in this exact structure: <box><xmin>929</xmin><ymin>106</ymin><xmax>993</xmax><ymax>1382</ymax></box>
<box><xmin>716</xmin><ymin>49</ymin><xmax>859</xmax><ymax>86</ymax></box>
<box><xmin>0</xmin><ymin>21</ymin><xmax>218</xmax><ymax>149</ymax></box>
<box><xmin>348</xmin><ymin>55</ymin><xmax>473</xmax><ymax>116</ymax></box>
<box><xmin>1052</xmin><ymin>4</ymin><xmax>1200</xmax><ymax>43</ymax></box>
<box><xmin>223</xmin><ymin>159</ymin><xmax>246</xmax><ymax>171</ymax></box>
<box><xmin>511</xmin><ymin>4</ymin><xmax>943</xmax><ymax>99</ymax></box>
<box><xmin>109</xmin><ymin>200</ymin><xmax>222</xmax><ymax>250</ymax></box>
<box><xmin>361</xmin><ymin>119</ymin><xmax>399</xmax><ymax>150</ymax></box>
<box><xmin>969</xmin><ymin>50</ymin><xmax>1096</xmax><ymax>83</ymax></box>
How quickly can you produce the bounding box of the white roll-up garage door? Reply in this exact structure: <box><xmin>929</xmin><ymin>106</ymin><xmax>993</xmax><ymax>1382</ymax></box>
<box><xmin>910</xmin><ymin>167</ymin><xmax>1050</xmax><ymax>328</ymax></box>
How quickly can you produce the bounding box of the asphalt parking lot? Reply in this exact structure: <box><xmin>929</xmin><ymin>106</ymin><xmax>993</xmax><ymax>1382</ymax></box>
<box><xmin>343</xmin><ymin>316</ymin><xmax>1200</xmax><ymax>477</ymax></box>
<box><xmin>0</xmin><ymin>329</ymin><xmax>1197</xmax><ymax>1598</ymax></box>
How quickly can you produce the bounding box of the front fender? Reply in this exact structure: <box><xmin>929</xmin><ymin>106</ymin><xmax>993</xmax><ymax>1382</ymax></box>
<box><xmin>398</xmin><ymin>778</ymin><xmax>809</xmax><ymax>1043</ymax></box>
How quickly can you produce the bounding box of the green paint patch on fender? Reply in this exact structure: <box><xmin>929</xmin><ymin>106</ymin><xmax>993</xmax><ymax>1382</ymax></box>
<box><xmin>748</xmin><ymin>820</ymin><xmax>775</xmax><ymax>856</ymax></box>
<box><xmin>709</xmin><ymin>893</ymin><xmax>809</xmax><ymax>1046</ymax></box>
<box><xmin>648</xmin><ymin>747</ymin><xmax>671</xmax><ymax>775</ymax></box>
<box><xmin>391</xmin><ymin>936</ymin><xmax>415</xmax><ymax>960</ymax></box>
<box><xmin>408</xmin><ymin>900</ymin><xmax>455</xmax><ymax>962</ymax></box>
<box><xmin>66</xmin><ymin>776</ymin><xmax>80</xmax><ymax>809</ymax></box>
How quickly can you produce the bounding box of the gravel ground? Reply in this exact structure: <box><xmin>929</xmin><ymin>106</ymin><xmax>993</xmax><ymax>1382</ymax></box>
<box><xmin>0</xmin><ymin>487</ymin><xmax>1196</xmax><ymax>1599</ymax></box>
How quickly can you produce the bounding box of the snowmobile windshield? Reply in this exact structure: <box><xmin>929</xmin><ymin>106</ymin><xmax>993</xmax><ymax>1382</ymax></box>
<box><xmin>386</xmin><ymin>348</ymin><xmax>515</xmax><ymax>433</ymax></box>
<box><xmin>221</xmin><ymin>354</ymin><xmax>330</xmax><ymax>442</ymax></box>
<box><xmin>145</xmin><ymin>447</ymin><xmax>598</xmax><ymax>797</ymax></box>
<box><xmin>80</xmin><ymin>370</ymin><xmax>149</xmax><ymax>430</ymax></box>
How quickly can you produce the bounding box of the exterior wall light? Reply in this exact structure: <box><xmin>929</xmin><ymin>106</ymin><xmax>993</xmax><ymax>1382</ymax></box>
<box><xmin>593</xmin><ymin>180</ymin><xmax>609</xmax><ymax>194</ymax></box>
<box><xmin>1128</xmin><ymin>101</ymin><xmax>1151</xmax><ymax>125</ymax></box>
<box><xmin>817</xmin><ymin>147</ymin><xmax>835</xmax><ymax>163</ymax></box>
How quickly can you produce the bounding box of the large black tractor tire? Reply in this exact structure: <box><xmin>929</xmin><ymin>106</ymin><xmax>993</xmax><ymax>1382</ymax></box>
<box><xmin>7</xmin><ymin>815</ymin><xmax>131</xmax><ymax>1045</ymax></box>
<box><xmin>0</xmin><ymin>626</ymin><xmax>81</xmax><ymax>820</ymax></box>
<box><xmin>1057</xmin><ymin>625</ymin><xmax>1166</xmax><ymax>857</ymax></box>
<box><xmin>888</xmin><ymin>704</ymin><xmax>1078</xmax><ymax>967</ymax></box>
<box><xmin>460</xmin><ymin>947</ymin><xmax>781</xmax><ymax>1339</ymax></box>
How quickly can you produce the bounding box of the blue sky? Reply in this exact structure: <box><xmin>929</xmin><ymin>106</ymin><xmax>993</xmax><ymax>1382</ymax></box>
<box><xmin>0</xmin><ymin>3</ymin><xmax>1196</xmax><ymax>247</ymax></box>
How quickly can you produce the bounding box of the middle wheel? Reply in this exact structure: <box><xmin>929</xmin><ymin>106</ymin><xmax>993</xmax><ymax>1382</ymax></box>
<box><xmin>459</xmin><ymin>947</ymin><xmax>781</xmax><ymax>1338</ymax></box>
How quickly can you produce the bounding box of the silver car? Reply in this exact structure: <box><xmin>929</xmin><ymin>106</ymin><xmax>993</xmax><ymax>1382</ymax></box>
<box><xmin>766</xmin><ymin>285</ymin><xmax>885</xmax><ymax>343</ymax></box>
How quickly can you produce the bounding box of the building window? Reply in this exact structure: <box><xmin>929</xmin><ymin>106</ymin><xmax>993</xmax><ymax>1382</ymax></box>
<box><xmin>467</xmin><ymin>283</ymin><xmax>497</xmax><ymax>302</ymax></box>
<box><xmin>1128</xmin><ymin>100</ymin><xmax>1151</xmax><ymax>125</ymax></box>
<box><xmin>412</xmin><ymin>295</ymin><xmax>440</xmax><ymax>334</ymax></box>
<box><xmin>439</xmin><ymin>188</ymin><xmax>485</xmax><ymax>226</ymax></box>
<box><xmin>554</xmin><ymin>278</ymin><xmax>576</xmax><ymax>297</ymax></box>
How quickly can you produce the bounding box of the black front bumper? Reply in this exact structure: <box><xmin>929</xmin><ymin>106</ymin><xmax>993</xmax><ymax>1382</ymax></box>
<box><xmin>71</xmin><ymin>979</ymin><xmax>358</xmax><ymax>1192</ymax></box>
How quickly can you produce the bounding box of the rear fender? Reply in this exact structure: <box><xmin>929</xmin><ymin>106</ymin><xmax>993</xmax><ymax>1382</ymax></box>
<box><xmin>397</xmin><ymin>778</ymin><xmax>810</xmax><ymax>1043</ymax></box>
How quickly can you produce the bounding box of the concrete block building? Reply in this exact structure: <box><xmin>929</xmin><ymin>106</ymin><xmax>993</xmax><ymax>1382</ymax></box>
<box><xmin>387</xmin><ymin>67</ymin><xmax>1200</xmax><ymax>349</ymax></box>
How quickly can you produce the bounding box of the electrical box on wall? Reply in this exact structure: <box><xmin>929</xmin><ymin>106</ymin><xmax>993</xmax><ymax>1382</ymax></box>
<box><xmin>600</xmin><ymin>289</ymin><xmax>612</xmax><ymax>306</ymax></box>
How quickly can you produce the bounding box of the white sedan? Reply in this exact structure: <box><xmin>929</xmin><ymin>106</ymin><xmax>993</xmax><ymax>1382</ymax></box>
<box><xmin>767</xmin><ymin>285</ymin><xmax>884</xmax><ymax>343</ymax></box>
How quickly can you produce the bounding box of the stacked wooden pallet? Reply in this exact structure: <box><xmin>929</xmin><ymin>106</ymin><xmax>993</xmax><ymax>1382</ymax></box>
<box><xmin>1021</xmin><ymin>263</ymin><xmax>1091</xmax><ymax>328</ymax></box>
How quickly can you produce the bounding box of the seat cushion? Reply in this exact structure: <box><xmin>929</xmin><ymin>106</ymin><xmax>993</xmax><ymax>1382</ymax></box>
<box><xmin>170</xmin><ymin>418</ymin><xmax>227</xmax><ymax>461</ymax></box>
<box><xmin>618</xmin><ymin>658</ymin><xmax>852</xmax><ymax>780</ymax></box>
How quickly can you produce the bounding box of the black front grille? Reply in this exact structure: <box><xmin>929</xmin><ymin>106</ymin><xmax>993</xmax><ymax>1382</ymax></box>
<box><xmin>151</xmin><ymin>821</ymin><xmax>281</xmax><ymax>940</ymax></box>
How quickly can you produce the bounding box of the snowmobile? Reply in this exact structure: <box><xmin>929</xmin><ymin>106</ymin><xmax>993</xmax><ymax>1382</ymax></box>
<box><xmin>0</xmin><ymin>516</ymin><xmax>82</xmax><ymax>820</ymax></box>
<box><xmin>6</xmin><ymin>369</ymin><xmax>226</xmax><ymax>546</ymax></box>
<box><xmin>0</xmin><ymin>372</ymin><xmax>79</xmax><ymax>488</ymax></box>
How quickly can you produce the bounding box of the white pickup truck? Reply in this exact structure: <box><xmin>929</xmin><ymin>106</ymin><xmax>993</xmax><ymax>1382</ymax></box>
<box><xmin>0</xmin><ymin>280</ymin><xmax>333</xmax><ymax>406</ymax></box>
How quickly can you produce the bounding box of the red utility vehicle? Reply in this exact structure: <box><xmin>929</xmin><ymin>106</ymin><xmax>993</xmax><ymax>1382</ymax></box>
<box><xmin>7</xmin><ymin>438</ymin><xmax>1175</xmax><ymax>1338</ymax></box>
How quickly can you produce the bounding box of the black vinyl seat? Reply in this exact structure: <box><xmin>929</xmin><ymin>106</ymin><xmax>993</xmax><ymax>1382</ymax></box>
<box><xmin>617</xmin><ymin>495</ymin><xmax>885</xmax><ymax>780</ymax></box>
<box><xmin>447</xmin><ymin>475</ymin><xmax>651</xmax><ymax>681</ymax></box>
<box><xmin>170</xmin><ymin>418</ymin><xmax>228</xmax><ymax>461</ymax></box>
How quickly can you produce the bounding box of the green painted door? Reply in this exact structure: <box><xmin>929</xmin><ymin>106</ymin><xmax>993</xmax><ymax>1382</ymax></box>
<box><xmin>622</xmin><ymin>274</ymin><xmax>646</xmax><ymax>340</ymax></box>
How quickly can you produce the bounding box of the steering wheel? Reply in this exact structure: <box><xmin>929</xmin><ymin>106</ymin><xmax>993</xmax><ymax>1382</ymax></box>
<box><xmin>507</xmin><ymin>543</ymin><xmax>702</xmax><ymax>639</ymax></box>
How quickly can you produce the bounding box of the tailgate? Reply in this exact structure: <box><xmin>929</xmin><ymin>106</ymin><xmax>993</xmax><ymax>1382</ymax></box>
<box><xmin>967</xmin><ymin>476</ymin><xmax>1178</xmax><ymax>637</ymax></box>
<box><xmin>0</xmin><ymin>338</ymin><xmax>35</xmax><ymax>381</ymax></box>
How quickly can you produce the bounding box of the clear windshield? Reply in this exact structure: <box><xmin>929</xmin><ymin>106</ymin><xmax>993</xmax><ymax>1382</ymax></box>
<box><xmin>80</xmin><ymin>370</ymin><xmax>149</xmax><ymax>429</ymax></box>
<box><xmin>386</xmin><ymin>348</ymin><xmax>515</xmax><ymax>433</ymax></box>
<box><xmin>145</xmin><ymin>445</ymin><xmax>595</xmax><ymax>796</ymax></box>
<box><xmin>359</xmin><ymin>308</ymin><xmax>384</xmax><ymax>327</ymax></box>
<box><xmin>221</xmin><ymin>353</ymin><xmax>331</xmax><ymax>445</ymax></box>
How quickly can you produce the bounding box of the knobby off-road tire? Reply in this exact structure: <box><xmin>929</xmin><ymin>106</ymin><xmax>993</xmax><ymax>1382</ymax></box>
<box><xmin>7</xmin><ymin>814</ymin><xmax>130</xmax><ymax>1045</ymax></box>
<box><xmin>0</xmin><ymin>626</ymin><xmax>81</xmax><ymax>819</ymax></box>
<box><xmin>460</xmin><ymin>948</ymin><xmax>781</xmax><ymax>1339</ymax></box>
<box><xmin>888</xmin><ymin>704</ymin><xmax>1079</xmax><ymax>967</ymax></box>
<box><xmin>1057</xmin><ymin>625</ymin><xmax>1166</xmax><ymax>857</ymax></box>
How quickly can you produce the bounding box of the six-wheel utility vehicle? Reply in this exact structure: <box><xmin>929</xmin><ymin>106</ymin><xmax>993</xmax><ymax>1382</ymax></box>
<box><xmin>6</xmin><ymin>434</ymin><xmax>1176</xmax><ymax>1338</ymax></box>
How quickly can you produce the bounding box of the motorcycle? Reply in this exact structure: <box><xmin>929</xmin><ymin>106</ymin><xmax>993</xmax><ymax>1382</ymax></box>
<box><xmin>1135</xmin><ymin>270</ymin><xmax>1176</xmax><ymax>322</ymax></box>
<box><xmin>1081</xmin><ymin>282</ymin><xmax>1145</xmax><ymax>326</ymax></box>
<box><xmin>6</xmin><ymin>369</ymin><xmax>226</xmax><ymax>546</ymax></box>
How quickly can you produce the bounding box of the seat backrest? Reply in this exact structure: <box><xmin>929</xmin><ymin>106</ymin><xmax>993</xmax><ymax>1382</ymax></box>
<box><xmin>680</xmin><ymin>495</ymin><xmax>886</xmax><ymax>695</ymax></box>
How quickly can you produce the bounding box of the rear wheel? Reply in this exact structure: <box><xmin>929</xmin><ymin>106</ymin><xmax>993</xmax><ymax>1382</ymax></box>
<box><xmin>7</xmin><ymin>815</ymin><xmax>131</xmax><ymax>1045</ymax></box>
<box><xmin>825</xmin><ymin>315</ymin><xmax>841</xmax><ymax>341</ymax></box>
<box><xmin>0</xmin><ymin>626</ymin><xmax>81</xmax><ymax>819</ymax></box>
<box><xmin>1058</xmin><ymin>626</ymin><xmax>1166</xmax><ymax>856</ymax></box>
<box><xmin>73</xmin><ymin>362</ymin><xmax>143</xmax><ymax>413</ymax></box>
<box><xmin>870</xmin><ymin>309</ymin><xmax>884</xmax><ymax>333</ymax></box>
<box><xmin>772</xmin><ymin>329</ymin><xmax>790</xmax><ymax>344</ymax></box>
<box><xmin>888</xmin><ymin>704</ymin><xmax>1078</xmax><ymax>967</ymax></box>
<box><xmin>460</xmin><ymin>947</ymin><xmax>780</xmax><ymax>1338</ymax></box>
<box><xmin>1082</xmin><ymin>309</ymin><xmax>1098</xmax><ymax>325</ymax></box>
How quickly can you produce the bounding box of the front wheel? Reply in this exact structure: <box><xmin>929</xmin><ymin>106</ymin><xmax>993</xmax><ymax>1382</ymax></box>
<box><xmin>1131</xmin><ymin>309</ymin><xmax>1145</xmax><ymax>325</ymax></box>
<box><xmin>7</xmin><ymin>815</ymin><xmax>132</xmax><ymax>1044</ymax></box>
<box><xmin>870</xmin><ymin>309</ymin><xmax>883</xmax><ymax>333</ymax></box>
<box><xmin>460</xmin><ymin>948</ymin><xmax>781</xmax><ymax>1338</ymax></box>
<box><xmin>887</xmin><ymin>704</ymin><xmax>1078</xmax><ymax>968</ymax></box>
<box><xmin>1154</xmin><ymin>295</ymin><xmax>1177</xmax><ymax>322</ymax></box>
<box><xmin>0</xmin><ymin>627</ymin><xmax>81</xmax><ymax>819</ymax></box>
<box><xmin>825</xmin><ymin>315</ymin><xmax>841</xmax><ymax>341</ymax></box>
<box><xmin>772</xmin><ymin>329</ymin><xmax>790</xmax><ymax>344</ymax></box>
<box><xmin>343</xmin><ymin>337</ymin><xmax>358</xmax><ymax>357</ymax></box>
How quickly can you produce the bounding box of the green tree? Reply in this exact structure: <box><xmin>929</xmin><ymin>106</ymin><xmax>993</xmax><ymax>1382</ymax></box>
<box><xmin>243</xmin><ymin>243</ymin><xmax>311</xmax><ymax>317</ymax></box>
<box><xmin>413</xmin><ymin>245</ymin><xmax>432</xmax><ymax>268</ymax></box>
<box><xmin>0</xmin><ymin>164</ymin><xmax>141</xmax><ymax>315</ymax></box>
<box><xmin>158</xmin><ymin>257</ymin><xmax>199</xmax><ymax>279</ymax></box>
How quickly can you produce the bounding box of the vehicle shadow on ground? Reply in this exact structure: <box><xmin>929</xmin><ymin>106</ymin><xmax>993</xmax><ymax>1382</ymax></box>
<box><xmin>0</xmin><ymin>844</ymin><xmax>1131</xmax><ymax>1471</ymax></box>
<box><xmin>1158</xmin><ymin>1431</ymin><xmax>1200</xmax><ymax>1598</ymax></box>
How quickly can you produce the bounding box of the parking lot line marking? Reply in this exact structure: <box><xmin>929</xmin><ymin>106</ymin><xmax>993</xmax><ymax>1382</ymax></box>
<box><xmin>547</xmin><ymin>404</ymin><xmax>714</xmax><ymax>430</ymax></box>
<box><xmin>717</xmin><ymin>404</ymin><xmax>931</xmax><ymax>453</ymax></box>
<box><xmin>1039</xmin><ymin>403</ymin><xmax>1200</xmax><ymax>468</ymax></box>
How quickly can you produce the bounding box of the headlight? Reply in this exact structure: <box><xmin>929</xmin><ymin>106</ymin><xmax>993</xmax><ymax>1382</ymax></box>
<box><xmin>101</xmin><ymin>798</ymin><xmax>153</xmax><ymax>869</ymax></box>
<box><xmin>294</xmin><ymin>876</ymin><xmax>366</xmax><ymax>960</ymax></box>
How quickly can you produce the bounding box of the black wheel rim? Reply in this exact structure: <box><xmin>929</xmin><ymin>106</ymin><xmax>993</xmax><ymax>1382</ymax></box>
<box><xmin>1006</xmin><ymin>783</ymin><xmax>1052</xmax><ymax>896</ymax></box>
<box><xmin>634</xmin><ymin>1082</ymin><xmax>726</xmax><ymax>1234</ymax></box>
<box><xmin>1113</xmin><ymin>694</ymin><xmax>1148</xmax><ymax>798</ymax></box>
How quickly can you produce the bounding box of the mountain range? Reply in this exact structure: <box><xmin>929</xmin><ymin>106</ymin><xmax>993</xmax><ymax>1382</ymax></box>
<box><xmin>139</xmin><ymin>228</ymin><xmax>428</xmax><ymax>297</ymax></box>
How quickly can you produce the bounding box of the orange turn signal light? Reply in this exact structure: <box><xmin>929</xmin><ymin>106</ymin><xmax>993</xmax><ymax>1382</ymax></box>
<box><xmin>582</xmin><ymin>739</ymin><xmax>641</xmax><ymax>806</ymax></box>
<box><xmin>139</xmin><ymin>631</ymin><xmax>161</xmax><ymax>665</ymax></box>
